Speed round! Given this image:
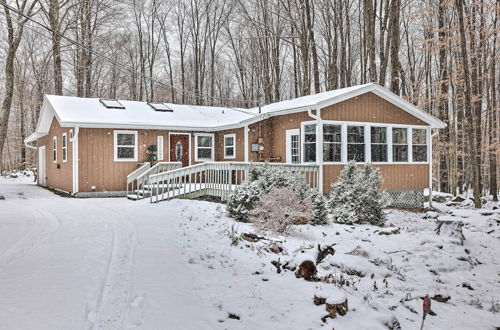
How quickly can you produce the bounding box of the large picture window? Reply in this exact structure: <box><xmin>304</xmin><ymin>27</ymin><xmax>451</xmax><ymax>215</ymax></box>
<box><xmin>371</xmin><ymin>127</ymin><xmax>387</xmax><ymax>162</ymax></box>
<box><xmin>323</xmin><ymin>124</ymin><xmax>341</xmax><ymax>162</ymax></box>
<box><xmin>347</xmin><ymin>126</ymin><xmax>365</xmax><ymax>162</ymax></box>
<box><xmin>412</xmin><ymin>128</ymin><xmax>428</xmax><ymax>162</ymax></box>
<box><xmin>303</xmin><ymin>124</ymin><xmax>316</xmax><ymax>162</ymax></box>
<box><xmin>224</xmin><ymin>134</ymin><xmax>236</xmax><ymax>159</ymax></box>
<box><xmin>114</xmin><ymin>130</ymin><xmax>138</xmax><ymax>161</ymax></box>
<box><xmin>392</xmin><ymin>127</ymin><xmax>408</xmax><ymax>162</ymax></box>
<box><xmin>195</xmin><ymin>134</ymin><xmax>214</xmax><ymax>161</ymax></box>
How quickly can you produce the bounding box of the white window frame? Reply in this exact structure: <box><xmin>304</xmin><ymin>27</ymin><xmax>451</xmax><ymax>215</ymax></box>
<box><xmin>223</xmin><ymin>133</ymin><xmax>236</xmax><ymax>159</ymax></box>
<box><xmin>286</xmin><ymin>129</ymin><xmax>301</xmax><ymax>164</ymax></box>
<box><xmin>322</xmin><ymin>124</ymin><xmax>342</xmax><ymax>163</ymax></box>
<box><xmin>52</xmin><ymin>136</ymin><xmax>57</xmax><ymax>163</ymax></box>
<box><xmin>114</xmin><ymin>130</ymin><xmax>138</xmax><ymax>162</ymax></box>
<box><xmin>62</xmin><ymin>132</ymin><xmax>68</xmax><ymax>163</ymax></box>
<box><xmin>157</xmin><ymin>135</ymin><xmax>164</xmax><ymax>161</ymax></box>
<box><xmin>370</xmin><ymin>125</ymin><xmax>388</xmax><ymax>163</ymax></box>
<box><xmin>411</xmin><ymin>127</ymin><xmax>429</xmax><ymax>163</ymax></box>
<box><xmin>300</xmin><ymin>119</ymin><xmax>430</xmax><ymax>165</ymax></box>
<box><xmin>346</xmin><ymin>125</ymin><xmax>366</xmax><ymax>162</ymax></box>
<box><xmin>195</xmin><ymin>133</ymin><xmax>214</xmax><ymax>162</ymax></box>
<box><xmin>301</xmin><ymin>123</ymin><xmax>317</xmax><ymax>163</ymax></box>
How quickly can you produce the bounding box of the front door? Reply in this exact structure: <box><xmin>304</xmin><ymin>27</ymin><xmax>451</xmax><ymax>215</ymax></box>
<box><xmin>169</xmin><ymin>134</ymin><xmax>190</xmax><ymax>167</ymax></box>
<box><xmin>38</xmin><ymin>146</ymin><xmax>46</xmax><ymax>186</ymax></box>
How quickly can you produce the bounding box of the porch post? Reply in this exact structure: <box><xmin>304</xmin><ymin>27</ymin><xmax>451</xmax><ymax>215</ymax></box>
<box><xmin>244</xmin><ymin>125</ymin><xmax>249</xmax><ymax>163</ymax></box>
<box><xmin>316</xmin><ymin>107</ymin><xmax>324</xmax><ymax>194</ymax></box>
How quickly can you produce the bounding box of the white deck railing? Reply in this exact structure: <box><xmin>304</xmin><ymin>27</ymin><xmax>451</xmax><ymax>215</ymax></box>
<box><xmin>127</xmin><ymin>162</ymin><xmax>182</xmax><ymax>199</ymax></box>
<box><xmin>147</xmin><ymin>162</ymin><xmax>320</xmax><ymax>203</ymax></box>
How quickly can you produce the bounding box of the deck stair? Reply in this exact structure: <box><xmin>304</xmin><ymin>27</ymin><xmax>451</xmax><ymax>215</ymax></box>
<box><xmin>126</xmin><ymin>162</ymin><xmax>182</xmax><ymax>200</ymax></box>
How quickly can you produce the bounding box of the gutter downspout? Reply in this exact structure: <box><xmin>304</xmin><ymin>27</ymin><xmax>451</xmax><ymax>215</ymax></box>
<box><xmin>24</xmin><ymin>141</ymin><xmax>37</xmax><ymax>150</ymax></box>
<box><xmin>72</xmin><ymin>126</ymin><xmax>80</xmax><ymax>195</ymax></box>
<box><xmin>307</xmin><ymin>107</ymin><xmax>323</xmax><ymax>194</ymax></box>
<box><xmin>429</xmin><ymin>129</ymin><xmax>438</xmax><ymax>208</ymax></box>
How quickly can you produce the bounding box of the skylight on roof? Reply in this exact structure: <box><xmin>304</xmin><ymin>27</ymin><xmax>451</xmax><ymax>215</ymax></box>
<box><xmin>99</xmin><ymin>99</ymin><xmax>125</xmax><ymax>109</ymax></box>
<box><xmin>147</xmin><ymin>102</ymin><xmax>173</xmax><ymax>112</ymax></box>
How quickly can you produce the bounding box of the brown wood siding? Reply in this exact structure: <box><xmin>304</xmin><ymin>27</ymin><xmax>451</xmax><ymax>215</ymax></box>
<box><xmin>78</xmin><ymin>128</ymin><xmax>171</xmax><ymax>192</ymax></box>
<box><xmin>323</xmin><ymin>164</ymin><xmax>429</xmax><ymax>193</ymax></box>
<box><xmin>36</xmin><ymin>118</ymin><xmax>73</xmax><ymax>193</ymax></box>
<box><xmin>214</xmin><ymin>128</ymin><xmax>245</xmax><ymax>161</ymax></box>
<box><xmin>321</xmin><ymin>92</ymin><xmax>427</xmax><ymax>125</ymax></box>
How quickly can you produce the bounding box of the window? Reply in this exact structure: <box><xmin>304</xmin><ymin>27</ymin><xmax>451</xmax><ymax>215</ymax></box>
<box><xmin>412</xmin><ymin>128</ymin><xmax>428</xmax><ymax>162</ymax></box>
<box><xmin>114</xmin><ymin>130</ymin><xmax>138</xmax><ymax>161</ymax></box>
<box><xmin>392</xmin><ymin>127</ymin><xmax>408</xmax><ymax>162</ymax></box>
<box><xmin>371</xmin><ymin>127</ymin><xmax>387</xmax><ymax>162</ymax></box>
<box><xmin>52</xmin><ymin>136</ymin><xmax>57</xmax><ymax>163</ymax></box>
<box><xmin>100</xmin><ymin>99</ymin><xmax>125</xmax><ymax>109</ymax></box>
<box><xmin>62</xmin><ymin>133</ymin><xmax>68</xmax><ymax>162</ymax></box>
<box><xmin>224</xmin><ymin>134</ymin><xmax>236</xmax><ymax>159</ymax></box>
<box><xmin>195</xmin><ymin>134</ymin><xmax>214</xmax><ymax>161</ymax></box>
<box><xmin>157</xmin><ymin>136</ymin><xmax>164</xmax><ymax>161</ymax></box>
<box><xmin>323</xmin><ymin>124</ymin><xmax>341</xmax><ymax>162</ymax></box>
<box><xmin>303</xmin><ymin>124</ymin><xmax>316</xmax><ymax>162</ymax></box>
<box><xmin>290</xmin><ymin>135</ymin><xmax>300</xmax><ymax>163</ymax></box>
<box><xmin>148</xmin><ymin>102</ymin><xmax>173</xmax><ymax>112</ymax></box>
<box><xmin>347</xmin><ymin>126</ymin><xmax>365</xmax><ymax>162</ymax></box>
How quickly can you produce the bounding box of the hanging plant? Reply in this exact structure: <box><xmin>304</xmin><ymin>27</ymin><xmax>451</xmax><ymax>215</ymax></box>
<box><xmin>146</xmin><ymin>144</ymin><xmax>158</xmax><ymax>163</ymax></box>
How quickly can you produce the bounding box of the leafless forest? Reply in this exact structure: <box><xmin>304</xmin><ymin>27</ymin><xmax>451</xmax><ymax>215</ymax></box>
<box><xmin>0</xmin><ymin>0</ymin><xmax>498</xmax><ymax>202</ymax></box>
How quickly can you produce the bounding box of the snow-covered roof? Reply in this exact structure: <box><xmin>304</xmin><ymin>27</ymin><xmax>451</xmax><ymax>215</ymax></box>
<box><xmin>25</xmin><ymin>83</ymin><xmax>445</xmax><ymax>143</ymax></box>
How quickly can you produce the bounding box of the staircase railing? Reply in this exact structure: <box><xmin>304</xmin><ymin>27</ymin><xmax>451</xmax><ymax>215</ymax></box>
<box><xmin>127</xmin><ymin>161</ymin><xmax>182</xmax><ymax>199</ymax></box>
<box><xmin>147</xmin><ymin>162</ymin><xmax>320</xmax><ymax>203</ymax></box>
<box><xmin>126</xmin><ymin>162</ymin><xmax>150</xmax><ymax>197</ymax></box>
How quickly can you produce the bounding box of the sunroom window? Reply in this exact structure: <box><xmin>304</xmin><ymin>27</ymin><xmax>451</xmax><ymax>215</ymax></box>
<box><xmin>412</xmin><ymin>128</ymin><xmax>428</xmax><ymax>162</ymax></box>
<box><xmin>371</xmin><ymin>127</ymin><xmax>387</xmax><ymax>162</ymax></box>
<box><xmin>303</xmin><ymin>124</ymin><xmax>316</xmax><ymax>162</ymax></box>
<box><xmin>347</xmin><ymin>126</ymin><xmax>365</xmax><ymax>162</ymax></box>
<box><xmin>323</xmin><ymin>124</ymin><xmax>341</xmax><ymax>162</ymax></box>
<box><xmin>114</xmin><ymin>130</ymin><xmax>137</xmax><ymax>161</ymax></box>
<box><xmin>392</xmin><ymin>127</ymin><xmax>408</xmax><ymax>162</ymax></box>
<box><xmin>195</xmin><ymin>134</ymin><xmax>214</xmax><ymax>161</ymax></box>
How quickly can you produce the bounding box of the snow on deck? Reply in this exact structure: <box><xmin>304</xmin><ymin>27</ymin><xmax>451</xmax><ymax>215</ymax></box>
<box><xmin>0</xmin><ymin>175</ymin><xmax>499</xmax><ymax>329</ymax></box>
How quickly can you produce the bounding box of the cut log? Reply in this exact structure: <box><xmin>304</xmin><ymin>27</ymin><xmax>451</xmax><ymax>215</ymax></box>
<box><xmin>295</xmin><ymin>260</ymin><xmax>317</xmax><ymax>281</ymax></box>
<box><xmin>325</xmin><ymin>293</ymin><xmax>348</xmax><ymax>318</ymax></box>
<box><xmin>435</xmin><ymin>219</ymin><xmax>465</xmax><ymax>245</ymax></box>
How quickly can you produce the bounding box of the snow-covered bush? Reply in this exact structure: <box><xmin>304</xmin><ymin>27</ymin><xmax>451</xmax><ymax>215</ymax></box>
<box><xmin>311</xmin><ymin>191</ymin><xmax>329</xmax><ymax>225</ymax></box>
<box><xmin>226</xmin><ymin>164</ymin><xmax>311</xmax><ymax>222</ymax></box>
<box><xmin>328</xmin><ymin>161</ymin><xmax>388</xmax><ymax>226</ymax></box>
<box><xmin>250</xmin><ymin>187</ymin><xmax>312</xmax><ymax>234</ymax></box>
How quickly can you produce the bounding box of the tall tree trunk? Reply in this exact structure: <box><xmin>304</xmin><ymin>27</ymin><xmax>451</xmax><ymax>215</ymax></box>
<box><xmin>455</xmin><ymin>0</ymin><xmax>482</xmax><ymax>207</ymax></box>
<box><xmin>489</xmin><ymin>0</ymin><xmax>499</xmax><ymax>200</ymax></box>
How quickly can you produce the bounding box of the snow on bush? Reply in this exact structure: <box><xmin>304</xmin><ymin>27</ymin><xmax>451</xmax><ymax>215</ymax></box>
<box><xmin>227</xmin><ymin>164</ymin><xmax>313</xmax><ymax>222</ymax></box>
<box><xmin>249</xmin><ymin>186</ymin><xmax>312</xmax><ymax>234</ymax></box>
<box><xmin>311</xmin><ymin>191</ymin><xmax>329</xmax><ymax>225</ymax></box>
<box><xmin>328</xmin><ymin>161</ymin><xmax>388</xmax><ymax>226</ymax></box>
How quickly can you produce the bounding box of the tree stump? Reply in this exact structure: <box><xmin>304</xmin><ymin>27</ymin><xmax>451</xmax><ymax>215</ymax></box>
<box><xmin>295</xmin><ymin>260</ymin><xmax>317</xmax><ymax>281</ymax></box>
<box><xmin>325</xmin><ymin>293</ymin><xmax>348</xmax><ymax>318</ymax></box>
<box><xmin>435</xmin><ymin>219</ymin><xmax>465</xmax><ymax>245</ymax></box>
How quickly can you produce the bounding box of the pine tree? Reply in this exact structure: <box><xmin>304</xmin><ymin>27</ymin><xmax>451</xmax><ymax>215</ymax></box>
<box><xmin>311</xmin><ymin>191</ymin><xmax>329</xmax><ymax>225</ymax></box>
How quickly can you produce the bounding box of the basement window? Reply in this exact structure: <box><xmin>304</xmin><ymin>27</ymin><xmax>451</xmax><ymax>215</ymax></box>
<box><xmin>148</xmin><ymin>102</ymin><xmax>173</xmax><ymax>112</ymax></box>
<box><xmin>114</xmin><ymin>130</ymin><xmax>138</xmax><ymax>162</ymax></box>
<box><xmin>100</xmin><ymin>99</ymin><xmax>125</xmax><ymax>109</ymax></box>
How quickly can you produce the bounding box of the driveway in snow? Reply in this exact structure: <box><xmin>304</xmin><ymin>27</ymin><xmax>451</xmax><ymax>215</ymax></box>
<box><xmin>0</xmin><ymin>178</ymin><xmax>216</xmax><ymax>329</ymax></box>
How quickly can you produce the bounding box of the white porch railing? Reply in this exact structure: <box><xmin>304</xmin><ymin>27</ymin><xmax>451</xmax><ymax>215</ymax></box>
<box><xmin>147</xmin><ymin>162</ymin><xmax>320</xmax><ymax>203</ymax></box>
<box><xmin>127</xmin><ymin>162</ymin><xmax>182</xmax><ymax>199</ymax></box>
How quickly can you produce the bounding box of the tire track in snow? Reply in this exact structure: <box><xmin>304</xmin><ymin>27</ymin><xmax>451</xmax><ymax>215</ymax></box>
<box><xmin>90</xmin><ymin>208</ymin><xmax>137</xmax><ymax>330</ymax></box>
<box><xmin>0</xmin><ymin>207</ymin><xmax>61</xmax><ymax>271</ymax></box>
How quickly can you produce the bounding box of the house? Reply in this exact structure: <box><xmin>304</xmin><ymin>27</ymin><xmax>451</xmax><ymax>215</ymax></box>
<box><xmin>25</xmin><ymin>83</ymin><xmax>445</xmax><ymax>206</ymax></box>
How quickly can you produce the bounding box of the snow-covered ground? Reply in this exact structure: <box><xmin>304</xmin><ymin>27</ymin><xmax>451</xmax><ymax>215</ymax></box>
<box><xmin>0</xmin><ymin>175</ymin><xmax>499</xmax><ymax>329</ymax></box>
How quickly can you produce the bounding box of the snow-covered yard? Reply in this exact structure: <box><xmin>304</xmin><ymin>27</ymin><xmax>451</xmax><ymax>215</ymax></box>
<box><xmin>0</xmin><ymin>175</ymin><xmax>499</xmax><ymax>329</ymax></box>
